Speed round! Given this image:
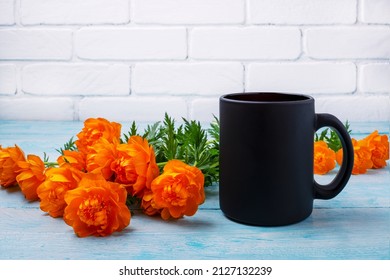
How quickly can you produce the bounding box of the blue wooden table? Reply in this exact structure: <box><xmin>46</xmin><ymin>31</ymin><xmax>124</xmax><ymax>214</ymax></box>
<box><xmin>0</xmin><ymin>121</ymin><xmax>389</xmax><ymax>260</ymax></box>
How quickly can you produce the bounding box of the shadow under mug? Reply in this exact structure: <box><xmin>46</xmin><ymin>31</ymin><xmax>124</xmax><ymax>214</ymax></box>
<box><xmin>219</xmin><ymin>92</ymin><xmax>354</xmax><ymax>226</ymax></box>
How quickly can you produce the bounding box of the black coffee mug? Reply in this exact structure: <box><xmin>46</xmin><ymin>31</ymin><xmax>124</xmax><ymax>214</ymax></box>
<box><xmin>219</xmin><ymin>92</ymin><xmax>354</xmax><ymax>226</ymax></box>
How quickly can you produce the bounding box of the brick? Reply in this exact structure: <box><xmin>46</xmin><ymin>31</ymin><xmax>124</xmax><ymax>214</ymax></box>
<box><xmin>76</xmin><ymin>28</ymin><xmax>187</xmax><ymax>60</ymax></box>
<box><xmin>360</xmin><ymin>0</ymin><xmax>390</xmax><ymax>24</ymax></box>
<box><xmin>0</xmin><ymin>29</ymin><xmax>72</xmax><ymax>60</ymax></box>
<box><xmin>249</xmin><ymin>0</ymin><xmax>356</xmax><ymax>25</ymax></box>
<box><xmin>132</xmin><ymin>0</ymin><xmax>244</xmax><ymax>24</ymax></box>
<box><xmin>0</xmin><ymin>0</ymin><xmax>14</xmax><ymax>25</ymax></box>
<box><xmin>0</xmin><ymin>97</ymin><xmax>74</xmax><ymax>120</ymax></box>
<box><xmin>306</xmin><ymin>27</ymin><xmax>390</xmax><ymax>59</ymax></box>
<box><xmin>0</xmin><ymin>64</ymin><xmax>16</xmax><ymax>94</ymax></box>
<box><xmin>22</xmin><ymin>64</ymin><xmax>130</xmax><ymax>96</ymax></box>
<box><xmin>246</xmin><ymin>62</ymin><xmax>356</xmax><ymax>94</ymax></box>
<box><xmin>78</xmin><ymin>97</ymin><xmax>188</xmax><ymax>122</ymax></box>
<box><xmin>360</xmin><ymin>64</ymin><xmax>390</xmax><ymax>93</ymax></box>
<box><xmin>190</xmin><ymin>98</ymin><xmax>219</xmax><ymax>123</ymax></box>
<box><xmin>21</xmin><ymin>0</ymin><xmax>130</xmax><ymax>25</ymax></box>
<box><xmin>190</xmin><ymin>27</ymin><xmax>301</xmax><ymax>60</ymax></box>
<box><xmin>133</xmin><ymin>62</ymin><xmax>243</xmax><ymax>95</ymax></box>
<box><xmin>316</xmin><ymin>95</ymin><xmax>390</xmax><ymax>122</ymax></box>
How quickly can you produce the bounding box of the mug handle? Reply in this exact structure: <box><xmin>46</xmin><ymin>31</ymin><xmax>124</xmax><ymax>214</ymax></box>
<box><xmin>314</xmin><ymin>113</ymin><xmax>354</xmax><ymax>199</ymax></box>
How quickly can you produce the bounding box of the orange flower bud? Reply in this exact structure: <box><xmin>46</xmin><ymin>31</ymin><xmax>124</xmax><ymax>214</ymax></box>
<box><xmin>314</xmin><ymin>141</ymin><xmax>336</xmax><ymax>175</ymax></box>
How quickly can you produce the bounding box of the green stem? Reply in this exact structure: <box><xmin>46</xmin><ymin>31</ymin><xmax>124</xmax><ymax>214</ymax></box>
<box><xmin>44</xmin><ymin>162</ymin><xmax>59</xmax><ymax>168</ymax></box>
<box><xmin>157</xmin><ymin>162</ymin><xmax>168</xmax><ymax>168</ymax></box>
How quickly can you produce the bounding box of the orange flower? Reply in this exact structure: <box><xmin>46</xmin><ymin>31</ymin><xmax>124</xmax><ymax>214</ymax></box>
<box><xmin>314</xmin><ymin>141</ymin><xmax>336</xmax><ymax>175</ymax></box>
<box><xmin>86</xmin><ymin>138</ymin><xmax>118</xmax><ymax>180</ymax></box>
<box><xmin>75</xmin><ymin>118</ymin><xmax>121</xmax><ymax>154</ymax></box>
<box><xmin>338</xmin><ymin>139</ymin><xmax>373</xmax><ymax>175</ymax></box>
<box><xmin>16</xmin><ymin>154</ymin><xmax>46</xmax><ymax>201</ymax></box>
<box><xmin>87</xmin><ymin>136</ymin><xmax>159</xmax><ymax>197</ymax></box>
<box><xmin>360</xmin><ymin>130</ymin><xmax>389</xmax><ymax>169</ymax></box>
<box><xmin>63</xmin><ymin>174</ymin><xmax>130</xmax><ymax>237</ymax></box>
<box><xmin>37</xmin><ymin>167</ymin><xmax>83</xmax><ymax>218</ymax></box>
<box><xmin>149</xmin><ymin>160</ymin><xmax>205</xmax><ymax>220</ymax></box>
<box><xmin>0</xmin><ymin>145</ymin><xmax>26</xmax><ymax>187</ymax></box>
<box><xmin>113</xmin><ymin>136</ymin><xmax>159</xmax><ymax>197</ymax></box>
<box><xmin>141</xmin><ymin>190</ymin><xmax>161</xmax><ymax>217</ymax></box>
<box><xmin>336</xmin><ymin>149</ymin><xmax>343</xmax><ymax>166</ymax></box>
<box><xmin>57</xmin><ymin>150</ymin><xmax>86</xmax><ymax>172</ymax></box>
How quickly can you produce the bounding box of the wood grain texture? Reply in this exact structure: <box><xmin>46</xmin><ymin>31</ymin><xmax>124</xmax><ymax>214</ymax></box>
<box><xmin>0</xmin><ymin>121</ymin><xmax>389</xmax><ymax>260</ymax></box>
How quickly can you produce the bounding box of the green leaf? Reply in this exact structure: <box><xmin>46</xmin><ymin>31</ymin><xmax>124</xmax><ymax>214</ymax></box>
<box><xmin>126</xmin><ymin>194</ymin><xmax>141</xmax><ymax>208</ymax></box>
<box><xmin>182</xmin><ymin>118</ymin><xmax>204</xmax><ymax>163</ymax></box>
<box><xmin>208</xmin><ymin>115</ymin><xmax>220</xmax><ymax>151</ymax></box>
<box><xmin>180</xmin><ymin>117</ymin><xmax>219</xmax><ymax>187</ymax></box>
<box><xmin>314</xmin><ymin>121</ymin><xmax>352</xmax><ymax>152</ymax></box>
<box><xmin>143</xmin><ymin>121</ymin><xmax>162</xmax><ymax>148</ymax></box>
<box><xmin>56</xmin><ymin>137</ymin><xmax>76</xmax><ymax>155</ymax></box>
<box><xmin>122</xmin><ymin>121</ymin><xmax>138</xmax><ymax>143</ymax></box>
<box><xmin>142</xmin><ymin>113</ymin><xmax>220</xmax><ymax>187</ymax></box>
<box><xmin>43</xmin><ymin>152</ymin><xmax>58</xmax><ymax>168</ymax></box>
<box><xmin>43</xmin><ymin>152</ymin><xmax>50</xmax><ymax>163</ymax></box>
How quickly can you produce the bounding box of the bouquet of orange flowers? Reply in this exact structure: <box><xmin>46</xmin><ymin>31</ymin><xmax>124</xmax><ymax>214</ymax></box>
<box><xmin>314</xmin><ymin>123</ymin><xmax>389</xmax><ymax>175</ymax></box>
<box><xmin>0</xmin><ymin>114</ymin><xmax>219</xmax><ymax>237</ymax></box>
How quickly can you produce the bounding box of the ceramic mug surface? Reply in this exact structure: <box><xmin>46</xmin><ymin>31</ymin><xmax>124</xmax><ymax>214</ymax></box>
<box><xmin>219</xmin><ymin>92</ymin><xmax>354</xmax><ymax>226</ymax></box>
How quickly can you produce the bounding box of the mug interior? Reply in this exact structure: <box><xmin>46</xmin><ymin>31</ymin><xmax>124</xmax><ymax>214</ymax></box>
<box><xmin>222</xmin><ymin>92</ymin><xmax>312</xmax><ymax>103</ymax></box>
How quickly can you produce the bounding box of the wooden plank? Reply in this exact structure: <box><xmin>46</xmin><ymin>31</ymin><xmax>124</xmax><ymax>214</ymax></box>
<box><xmin>0</xmin><ymin>121</ymin><xmax>389</xmax><ymax>260</ymax></box>
<box><xmin>0</xmin><ymin>208</ymin><xmax>388</xmax><ymax>260</ymax></box>
<box><xmin>314</xmin><ymin>167</ymin><xmax>390</xmax><ymax>209</ymax></box>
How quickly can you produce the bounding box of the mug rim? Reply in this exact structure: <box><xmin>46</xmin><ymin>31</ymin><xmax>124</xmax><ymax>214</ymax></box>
<box><xmin>220</xmin><ymin>92</ymin><xmax>314</xmax><ymax>104</ymax></box>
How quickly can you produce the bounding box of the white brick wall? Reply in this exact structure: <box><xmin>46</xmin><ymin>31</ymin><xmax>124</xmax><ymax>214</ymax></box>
<box><xmin>360</xmin><ymin>0</ymin><xmax>390</xmax><ymax>24</ymax></box>
<box><xmin>246</xmin><ymin>62</ymin><xmax>356</xmax><ymax>94</ymax></box>
<box><xmin>0</xmin><ymin>0</ymin><xmax>389</xmax><ymax>123</ymax></box>
<box><xmin>0</xmin><ymin>97</ymin><xmax>74</xmax><ymax>120</ymax></box>
<box><xmin>306</xmin><ymin>27</ymin><xmax>390</xmax><ymax>59</ymax></box>
<box><xmin>21</xmin><ymin>0</ymin><xmax>130</xmax><ymax>25</ymax></box>
<box><xmin>0</xmin><ymin>29</ymin><xmax>72</xmax><ymax>60</ymax></box>
<box><xmin>75</xmin><ymin>27</ymin><xmax>187</xmax><ymax>60</ymax></box>
<box><xmin>0</xmin><ymin>0</ymin><xmax>14</xmax><ymax>25</ymax></box>
<box><xmin>132</xmin><ymin>0</ymin><xmax>245</xmax><ymax>24</ymax></box>
<box><xmin>22</xmin><ymin>64</ymin><xmax>131</xmax><ymax>95</ymax></box>
<box><xmin>133</xmin><ymin>62</ymin><xmax>243</xmax><ymax>95</ymax></box>
<box><xmin>190</xmin><ymin>27</ymin><xmax>301</xmax><ymax>60</ymax></box>
<box><xmin>0</xmin><ymin>64</ymin><xmax>16</xmax><ymax>94</ymax></box>
<box><xmin>78</xmin><ymin>97</ymin><xmax>188</xmax><ymax>122</ymax></box>
<box><xmin>248</xmin><ymin>0</ymin><xmax>357</xmax><ymax>25</ymax></box>
<box><xmin>359</xmin><ymin>63</ymin><xmax>390</xmax><ymax>93</ymax></box>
